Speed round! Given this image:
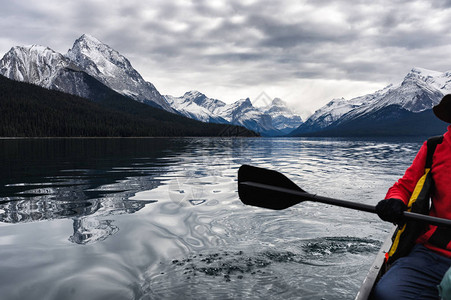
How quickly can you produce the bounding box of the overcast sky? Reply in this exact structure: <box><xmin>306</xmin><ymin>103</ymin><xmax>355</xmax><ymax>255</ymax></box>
<box><xmin>2</xmin><ymin>0</ymin><xmax>451</xmax><ymax>117</ymax></box>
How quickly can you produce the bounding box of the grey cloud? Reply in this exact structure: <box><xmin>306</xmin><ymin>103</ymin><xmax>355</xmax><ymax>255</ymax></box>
<box><xmin>429</xmin><ymin>0</ymin><xmax>451</xmax><ymax>8</ymax></box>
<box><xmin>3</xmin><ymin>0</ymin><xmax>451</xmax><ymax>104</ymax></box>
<box><xmin>379</xmin><ymin>29</ymin><xmax>448</xmax><ymax>49</ymax></box>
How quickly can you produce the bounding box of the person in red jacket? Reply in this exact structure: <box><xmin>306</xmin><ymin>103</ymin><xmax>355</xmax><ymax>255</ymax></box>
<box><xmin>373</xmin><ymin>94</ymin><xmax>451</xmax><ymax>299</ymax></box>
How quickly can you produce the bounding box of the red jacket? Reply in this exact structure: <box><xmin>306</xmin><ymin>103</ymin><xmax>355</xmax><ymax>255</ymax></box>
<box><xmin>386</xmin><ymin>125</ymin><xmax>451</xmax><ymax>257</ymax></box>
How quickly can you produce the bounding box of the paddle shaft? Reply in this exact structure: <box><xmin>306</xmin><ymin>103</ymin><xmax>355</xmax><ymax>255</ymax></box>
<box><xmin>240</xmin><ymin>181</ymin><xmax>451</xmax><ymax>228</ymax></box>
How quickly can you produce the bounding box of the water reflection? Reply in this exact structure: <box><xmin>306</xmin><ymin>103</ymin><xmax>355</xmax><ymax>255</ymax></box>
<box><xmin>69</xmin><ymin>217</ymin><xmax>119</xmax><ymax>245</ymax></box>
<box><xmin>0</xmin><ymin>198</ymin><xmax>99</xmax><ymax>223</ymax></box>
<box><xmin>0</xmin><ymin>136</ymin><xmax>429</xmax><ymax>299</ymax></box>
<box><xmin>0</xmin><ymin>138</ymin><xmax>188</xmax><ymax>244</ymax></box>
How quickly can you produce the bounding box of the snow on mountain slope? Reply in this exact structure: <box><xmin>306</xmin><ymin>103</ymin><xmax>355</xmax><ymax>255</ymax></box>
<box><xmin>298</xmin><ymin>96</ymin><xmax>369</xmax><ymax>132</ymax></box>
<box><xmin>261</xmin><ymin>98</ymin><xmax>303</xmax><ymax>132</ymax></box>
<box><xmin>166</xmin><ymin>91</ymin><xmax>304</xmax><ymax>136</ymax></box>
<box><xmin>217</xmin><ymin>98</ymin><xmax>275</xmax><ymax>134</ymax></box>
<box><xmin>335</xmin><ymin>68</ymin><xmax>448</xmax><ymax>125</ymax></box>
<box><xmin>0</xmin><ymin>45</ymin><xmax>71</xmax><ymax>87</ymax></box>
<box><xmin>165</xmin><ymin>91</ymin><xmax>228</xmax><ymax>124</ymax></box>
<box><xmin>66</xmin><ymin>34</ymin><xmax>173</xmax><ymax>111</ymax></box>
<box><xmin>0</xmin><ymin>45</ymin><xmax>98</xmax><ymax>99</ymax></box>
<box><xmin>177</xmin><ymin>91</ymin><xmax>227</xmax><ymax>115</ymax></box>
<box><xmin>408</xmin><ymin>67</ymin><xmax>451</xmax><ymax>95</ymax></box>
<box><xmin>0</xmin><ymin>35</ymin><xmax>301</xmax><ymax>136</ymax></box>
<box><xmin>296</xmin><ymin>67</ymin><xmax>451</xmax><ymax>134</ymax></box>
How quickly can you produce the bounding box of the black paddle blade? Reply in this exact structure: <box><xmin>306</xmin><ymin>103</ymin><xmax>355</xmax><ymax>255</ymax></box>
<box><xmin>238</xmin><ymin>165</ymin><xmax>306</xmax><ymax>210</ymax></box>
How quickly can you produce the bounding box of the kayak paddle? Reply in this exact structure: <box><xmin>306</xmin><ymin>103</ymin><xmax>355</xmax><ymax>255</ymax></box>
<box><xmin>238</xmin><ymin>164</ymin><xmax>451</xmax><ymax>228</ymax></box>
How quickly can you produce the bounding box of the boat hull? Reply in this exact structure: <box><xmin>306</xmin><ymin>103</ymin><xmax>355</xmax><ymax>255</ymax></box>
<box><xmin>355</xmin><ymin>227</ymin><xmax>396</xmax><ymax>300</ymax></box>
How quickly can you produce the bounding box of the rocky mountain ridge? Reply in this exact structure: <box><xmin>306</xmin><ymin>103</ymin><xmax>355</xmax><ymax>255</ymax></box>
<box><xmin>291</xmin><ymin>67</ymin><xmax>451</xmax><ymax>136</ymax></box>
<box><xmin>0</xmin><ymin>35</ymin><xmax>302</xmax><ymax>136</ymax></box>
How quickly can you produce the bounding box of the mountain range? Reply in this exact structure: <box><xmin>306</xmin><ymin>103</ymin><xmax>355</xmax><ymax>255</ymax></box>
<box><xmin>0</xmin><ymin>35</ymin><xmax>257</xmax><ymax>137</ymax></box>
<box><xmin>290</xmin><ymin>67</ymin><xmax>450</xmax><ymax>136</ymax></box>
<box><xmin>0</xmin><ymin>34</ymin><xmax>302</xmax><ymax>137</ymax></box>
<box><xmin>0</xmin><ymin>72</ymin><xmax>258</xmax><ymax>137</ymax></box>
<box><xmin>1</xmin><ymin>34</ymin><xmax>450</xmax><ymax>137</ymax></box>
<box><xmin>0</xmin><ymin>35</ymin><xmax>171</xmax><ymax>111</ymax></box>
<box><xmin>165</xmin><ymin>91</ymin><xmax>302</xmax><ymax>136</ymax></box>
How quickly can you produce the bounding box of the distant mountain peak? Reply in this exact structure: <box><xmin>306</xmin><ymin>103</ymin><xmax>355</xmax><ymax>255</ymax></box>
<box><xmin>183</xmin><ymin>90</ymin><xmax>207</xmax><ymax>101</ymax></box>
<box><xmin>232</xmin><ymin>98</ymin><xmax>253</xmax><ymax>110</ymax></box>
<box><xmin>164</xmin><ymin>92</ymin><xmax>229</xmax><ymax>124</ymax></box>
<box><xmin>165</xmin><ymin>91</ymin><xmax>303</xmax><ymax>136</ymax></box>
<box><xmin>270</xmin><ymin>97</ymin><xmax>286</xmax><ymax>107</ymax></box>
<box><xmin>242</xmin><ymin>97</ymin><xmax>252</xmax><ymax>105</ymax></box>
<box><xmin>184</xmin><ymin>90</ymin><xmax>204</xmax><ymax>97</ymax></box>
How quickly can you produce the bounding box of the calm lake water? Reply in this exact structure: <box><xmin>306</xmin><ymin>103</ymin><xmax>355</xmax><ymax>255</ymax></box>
<box><xmin>0</xmin><ymin>137</ymin><xmax>427</xmax><ymax>299</ymax></box>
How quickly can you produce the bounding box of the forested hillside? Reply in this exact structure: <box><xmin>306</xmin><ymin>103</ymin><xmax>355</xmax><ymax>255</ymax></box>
<box><xmin>0</xmin><ymin>75</ymin><xmax>256</xmax><ymax>137</ymax></box>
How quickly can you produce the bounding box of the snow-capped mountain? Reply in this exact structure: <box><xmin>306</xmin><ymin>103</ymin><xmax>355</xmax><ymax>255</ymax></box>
<box><xmin>0</xmin><ymin>45</ymin><xmax>102</xmax><ymax>100</ymax></box>
<box><xmin>184</xmin><ymin>90</ymin><xmax>227</xmax><ymax>114</ymax></box>
<box><xmin>291</xmin><ymin>67</ymin><xmax>451</xmax><ymax>136</ymax></box>
<box><xmin>0</xmin><ymin>34</ymin><xmax>301</xmax><ymax>136</ymax></box>
<box><xmin>0</xmin><ymin>34</ymin><xmax>172</xmax><ymax>112</ymax></box>
<box><xmin>165</xmin><ymin>91</ymin><xmax>228</xmax><ymax>124</ymax></box>
<box><xmin>166</xmin><ymin>91</ymin><xmax>303</xmax><ymax>136</ymax></box>
<box><xmin>339</xmin><ymin>68</ymin><xmax>447</xmax><ymax>122</ymax></box>
<box><xmin>218</xmin><ymin>97</ymin><xmax>302</xmax><ymax>135</ymax></box>
<box><xmin>261</xmin><ymin>98</ymin><xmax>303</xmax><ymax>134</ymax></box>
<box><xmin>0</xmin><ymin>45</ymin><xmax>69</xmax><ymax>87</ymax></box>
<box><xmin>66</xmin><ymin>34</ymin><xmax>172</xmax><ymax>111</ymax></box>
<box><xmin>296</xmin><ymin>85</ymin><xmax>394</xmax><ymax>134</ymax></box>
<box><xmin>218</xmin><ymin>98</ymin><xmax>276</xmax><ymax>135</ymax></box>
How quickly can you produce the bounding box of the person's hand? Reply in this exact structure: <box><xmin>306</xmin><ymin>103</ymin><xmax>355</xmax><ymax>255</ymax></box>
<box><xmin>375</xmin><ymin>198</ymin><xmax>407</xmax><ymax>225</ymax></box>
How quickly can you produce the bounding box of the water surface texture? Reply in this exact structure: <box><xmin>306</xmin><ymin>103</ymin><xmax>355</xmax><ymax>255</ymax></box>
<box><xmin>0</xmin><ymin>137</ymin><xmax>426</xmax><ymax>299</ymax></box>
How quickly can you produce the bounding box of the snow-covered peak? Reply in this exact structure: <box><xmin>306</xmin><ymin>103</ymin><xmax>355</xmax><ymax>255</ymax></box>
<box><xmin>363</xmin><ymin>67</ymin><xmax>450</xmax><ymax>113</ymax></box>
<box><xmin>78</xmin><ymin>34</ymin><xmax>103</xmax><ymax>45</ymax></box>
<box><xmin>4</xmin><ymin>45</ymin><xmax>66</xmax><ymax>66</ymax></box>
<box><xmin>235</xmin><ymin>98</ymin><xmax>253</xmax><ymax>109</ymax></box>
<box><xmin>262</xmin><ymin>97</ymin><xmax>299</xmax><ymax>117</ymax></box>
<box><xmin>314</xmin><ymin>84</ymin><xmax>397</xmax><ymax>123</ymax></box>
<box><xmin>299</xmin><ymin>67</ymin><xmax>451</xmax><ymax>134</ymax></box>
<box><xmin>171</xmin><ymin>91</ymin><xmax>226</xmax><ymax>114</ymax></box>
<box><xmin>212</xmin><ymin>98</ymin><xmax>253</xmax><ymax>122</ymax></box>
<box><xmin>66</xmin><ymin>34</ymin><xmax>134</xmax><ymax>79</ymax></box>
<box><xmin>183</xmin><ymin>90</ymin><xmax>205</xmax><ymax>100</ymax></box>
<box><xmin>403</xmin><ymin>67</ymin><xmax>451</xmax><ymax>95</ymax></box>
<box><xmin>270</xmin><ymin>98</ymin><xmax>286</xmax><ymax>107</ymax></box>
<box><xmin>308</xmin><ymin>97</ymin><xmax>360</xmax><ymax>124</ymax></box>
<box><xmin>0</xmin><ymin>44</ymin><xmax>70</xmax><ymax>87</ymax></box>
<box><xmin>164</xmin><ymin>93</ymin><xmax>228</xmax><ymax>124</ymax></box>
<box><xmin>165</xmin><ymin>91</ymin><xmax>303</xmax><ymax>135</ymax></box>
<box><xmin>264</xmin><ymin>98</ymin><xmax>291</xmax><ymax>113</ymax></box>
<box><xmin>66</xmin><ymin>34</ymin><xmax>172</xmax><ymax>111</ymax></box>
<box><xmin>22</xmin><ymin>45</ymin><xmax>53</xmax><ymax>54</ymax></box>
<box><xmin>183</xmin><ymin>90</ymin><xmax>208</xmax><ymax>106</ymax></box>
<box><xmin>260</xmin><ymin>98</ymin><xmax>303</xmax><ymax>132</ymax></box>
<box><xmin>407</xmin><ymin>67</ymin><xmax>443</xmax><ymax>79</ymax></box>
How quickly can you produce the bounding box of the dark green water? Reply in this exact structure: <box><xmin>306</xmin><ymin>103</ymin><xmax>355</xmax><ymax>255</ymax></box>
<box><xmin>0</xmin><ymin>137</ymin><xmax>425</xmax><ymax>299</ymax></box>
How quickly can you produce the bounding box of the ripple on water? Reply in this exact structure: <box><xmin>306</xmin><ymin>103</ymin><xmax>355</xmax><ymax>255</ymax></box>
<box><xmin>301</xmin><ymin>236</ymin><xmax>382</xmax><ymax>257</ymax></box>
<box><xmin>144</xmin><ymin>236</ymin><xmax>381</xmax><ymax>299</ymax></box>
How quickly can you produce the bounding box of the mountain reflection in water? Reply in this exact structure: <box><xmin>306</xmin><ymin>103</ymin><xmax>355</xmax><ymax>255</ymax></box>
<box><xmin>0</xmin><ymin>138</ymin><xmax>181</xmax><ymax>244</ymax></box>
<box><xmin>0</xmin><ymin>136</ymin><xmax>429</xmax><ymax>299</ymax></box>
<box><xmin>0</xmin><ymin>196</ymin><xmax>156</xmax><ymax>244</ymax></box>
